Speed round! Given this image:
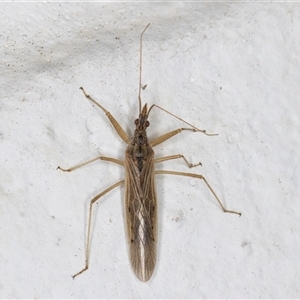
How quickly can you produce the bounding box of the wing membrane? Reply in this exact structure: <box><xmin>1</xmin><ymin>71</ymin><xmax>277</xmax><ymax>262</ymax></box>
<box><xmin>125</xmin><ymin>153</ymin><xmax>157</xmax><ymax>282</ymax></box>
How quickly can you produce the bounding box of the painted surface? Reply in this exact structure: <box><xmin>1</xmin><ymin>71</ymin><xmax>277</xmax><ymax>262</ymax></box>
<box><xmin>0</xmin><ymin>2</ymin><xmax>299</xmax><ymax>298</ymax></box>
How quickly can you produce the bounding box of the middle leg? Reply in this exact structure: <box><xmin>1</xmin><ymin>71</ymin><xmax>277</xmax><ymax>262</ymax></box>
<box><xmin>155</xmin><ymin>154</ymin><xmax>202</xmax><ymax>168</ymax></box>
<box><xmin>57</xmin><ymin>156</ymin><xmax>124</xmax><ymax>172</ymax></box>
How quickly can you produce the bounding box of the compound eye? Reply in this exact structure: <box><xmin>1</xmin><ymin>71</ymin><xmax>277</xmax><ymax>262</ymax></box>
<box><xmin>145</xmin><ymin>121</ymin><xmax>150</xmax><ymax>127</ymax></box>
<box><xmin>134</xmin><ymin>119</ymin><xmax>139</xmax><ymax>125</ymax></box>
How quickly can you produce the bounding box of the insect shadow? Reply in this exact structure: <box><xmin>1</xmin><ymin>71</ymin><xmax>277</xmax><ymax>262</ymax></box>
<box><xmin>57</xmin><ymin>23</ymin><xmax>241</xmax><ymax>282</ymax></box>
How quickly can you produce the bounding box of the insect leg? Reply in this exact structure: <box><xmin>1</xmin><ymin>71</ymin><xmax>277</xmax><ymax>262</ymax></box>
<box><xmin>73</xmin><ymin>180</ymin><xmax>124</xmax><ymax>279</ymax></box>
<box><xmin>155</xmin><ymin>154</ymin><xmax>202</xmax><ymax>168</ymax></box>
<box><xmin>57</xmin><ymin>156</ymin><xmax>124</xmax><ymax>172</ymax></box>
<box><xmin>80</xmin><ymin>87</ymin><xmax>130</xmax><ymax>144</ymax></box>
<box><xmin>155</xmin><ymin>170</ymin><xmax>241</xmax><ymax>216</ymax></box>
<box><xmin>148</xmin><ymin>104</ymin><xmax>218</xmax><ymax>136</ymax></box>
<box><xmin>151</xmin><ymin>128</ymin><xmax>201</xmax><ymax>147</ymax></box>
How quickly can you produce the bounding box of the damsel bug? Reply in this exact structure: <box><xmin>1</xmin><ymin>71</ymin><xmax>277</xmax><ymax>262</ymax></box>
<box><xmin>58</xmin><ymin>23</ymin><xmax>241</xmax><ymax>282</ymax></box>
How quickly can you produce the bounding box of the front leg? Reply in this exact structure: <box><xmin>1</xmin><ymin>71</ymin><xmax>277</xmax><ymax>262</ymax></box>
<box><xmin>150</xmin><ymin>128</ymin><xmax>198</xmax><ymax>147</ymax></box>
<box><xmin>80</xmin><ymin>87</ymin><xmax>130</xmax><ymax>144</ymax></box>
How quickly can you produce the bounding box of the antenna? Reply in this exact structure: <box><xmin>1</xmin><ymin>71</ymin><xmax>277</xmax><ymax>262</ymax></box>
<box><xmin>138</xmin><ymin>23</ymin><xmax>151</xmax><ymax>114</ymax></box>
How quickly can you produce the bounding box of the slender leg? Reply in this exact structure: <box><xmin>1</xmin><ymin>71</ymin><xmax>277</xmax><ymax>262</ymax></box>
<box><xmin>148</xmin><ymin>103</ymin><xmax>218</xmax><ymax>136</ymax></box>
<box><xmin>155</xmin><ymin>154</ymin><xmax>202</xmax><ymax>168</ymax></box>
<box><xmin>150</xmin><ymin>128</ymin><xmax>200</xmax><ymax>147</ymax></box>
<box><xmin>80</xmin><ymin>87</ymin><xmax>130</xmax><ymax>144</ymax></box>
<box><xmin>57</xmin><ymin>156</ymin><xmax>124</xmax><ymax>172</ymax></box>
<box><xmin>155</xmin><ymin>170</ymin><xmax>241</xmax><ymax>216</ymax></box>
<box><xmin>73</xmin><ymin>180</ymin><xmax>124</xmax><ymax>279</ymax></box>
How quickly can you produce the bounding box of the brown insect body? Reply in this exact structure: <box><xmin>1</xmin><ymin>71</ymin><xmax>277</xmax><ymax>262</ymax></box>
<box><xmin>57</xmin><ymin>23</ymin><xmax>241</xmax><ymax>283</ymax></box>
<box><xmin>125</xmin><ymin>104</ymin><xmax>157</xmax><ymax>281</ymax></box>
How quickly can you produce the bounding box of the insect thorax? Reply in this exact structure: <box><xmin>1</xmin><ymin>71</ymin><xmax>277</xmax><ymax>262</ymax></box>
<box><xmin>126</xmin><ymin>129</ymin><xmax>154</xmax><ymax>172</ymax></box>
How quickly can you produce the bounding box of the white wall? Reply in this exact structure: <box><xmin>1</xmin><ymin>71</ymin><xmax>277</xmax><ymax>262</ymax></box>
<box><xmin>1</xmin><ymin>2</ymin><xmax>299</xmax><ymax>298</ymax></box>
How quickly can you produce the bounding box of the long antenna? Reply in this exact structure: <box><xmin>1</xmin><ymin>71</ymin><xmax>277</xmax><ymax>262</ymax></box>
<box><xmin>138</xmin><ymin>23</ymin><xmax>151</xmax><ymax>114</ymax></box>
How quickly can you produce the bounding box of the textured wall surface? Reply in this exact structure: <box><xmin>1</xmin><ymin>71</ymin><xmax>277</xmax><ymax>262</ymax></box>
<box><xmin>1</xmin><ymin>2</ymin><xmax>299</xmax><ymax>298</ymax></box>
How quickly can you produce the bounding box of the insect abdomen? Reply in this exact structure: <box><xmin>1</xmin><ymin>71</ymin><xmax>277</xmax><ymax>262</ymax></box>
<box><xmin>125</xmin><ymin>144</ymin><xmax>157</xmax><ymax>281</ymax></box>
<box><xmin>129</xmin><ymin>203</ymin><xmax>156</xmax><ymax>281</ymax></box>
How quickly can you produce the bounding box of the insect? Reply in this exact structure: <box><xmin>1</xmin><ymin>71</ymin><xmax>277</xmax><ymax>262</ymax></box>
<box><xmin>57</xmin><ymin>23</ymin><xmax>241</xmax><ymax>282</ymax></box>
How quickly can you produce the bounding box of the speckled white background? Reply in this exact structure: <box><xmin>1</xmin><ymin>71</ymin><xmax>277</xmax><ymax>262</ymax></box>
<box><xmin>1</xmin><ymin>2</ymin><xmax>299</xmax><ymax>298</ymax></box>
